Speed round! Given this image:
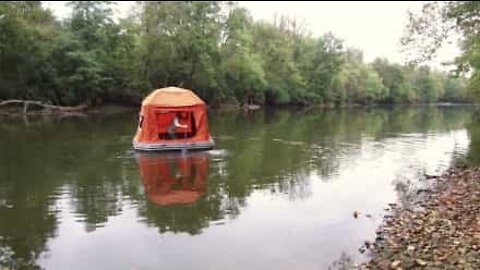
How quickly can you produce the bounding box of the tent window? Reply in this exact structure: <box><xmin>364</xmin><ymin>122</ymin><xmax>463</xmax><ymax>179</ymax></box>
<box><xmin>157</xmin><ymin>111</ymin><xmax>197</xmax><ymax>140</ymax></box>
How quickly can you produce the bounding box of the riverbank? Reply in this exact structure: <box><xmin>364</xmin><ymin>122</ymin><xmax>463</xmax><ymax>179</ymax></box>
<box><xmin>359</xmin><ymin>166</ymin><xmax>480</xmax><ymax>269</ymax></box>
<box><xmin>1</xmin><ymin>99</ymin><xmax>477</xmax><ymax>116</ymax></box>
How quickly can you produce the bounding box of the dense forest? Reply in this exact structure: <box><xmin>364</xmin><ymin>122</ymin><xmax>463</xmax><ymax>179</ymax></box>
<box><xmin>0</xmin><ymin>1</ymin><xmax>473</xmax><ymax>108</ymax></box>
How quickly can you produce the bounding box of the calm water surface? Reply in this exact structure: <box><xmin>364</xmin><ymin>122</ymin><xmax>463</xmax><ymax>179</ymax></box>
<box><xmin>0</xmin><ymin>107</ymin><xmax>477</xmax><ymax>269</ymax></box>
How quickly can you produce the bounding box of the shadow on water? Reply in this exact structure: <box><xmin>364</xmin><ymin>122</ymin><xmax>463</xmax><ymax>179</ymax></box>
<box><xmin>0</xmin><ymin>106</ymin><xmax>476</xmax><ymax>269</ymax></box>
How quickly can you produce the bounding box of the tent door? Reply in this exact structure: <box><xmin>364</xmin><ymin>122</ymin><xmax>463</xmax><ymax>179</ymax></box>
<box><xmin>156</xmin><ymin>111</ymin><xmax>196</xmax><ymax>140</ymax></box>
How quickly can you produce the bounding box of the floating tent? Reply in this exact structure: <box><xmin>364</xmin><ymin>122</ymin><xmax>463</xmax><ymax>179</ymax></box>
<box><xmin>135</xmin><ymin>152</ymin><xmax>208</xmax><ymax>206</ymax></box>
<box><xmin>133</xmin><ymin>87</ymin><xmax>215</xmax><ymax>151</ymax></box>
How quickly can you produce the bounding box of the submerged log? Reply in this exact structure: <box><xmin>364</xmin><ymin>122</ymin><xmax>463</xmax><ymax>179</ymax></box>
<box><xmin>0</xmin><ymin>99</ymin><xmax>88</xmax><ymax>114</ymax></box>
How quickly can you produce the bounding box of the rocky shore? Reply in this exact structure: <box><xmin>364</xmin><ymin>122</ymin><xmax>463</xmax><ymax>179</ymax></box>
<box><xmin>359</xmin><ymin>167</ymin><xmax>480</xmax><ymax>270</ymax></box>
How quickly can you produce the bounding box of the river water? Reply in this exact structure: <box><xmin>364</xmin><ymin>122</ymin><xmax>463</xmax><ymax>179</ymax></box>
<box><xmin>0</xmin><ymin>107</ymin><xmax>476</xmax><ymax>269</ymax></box>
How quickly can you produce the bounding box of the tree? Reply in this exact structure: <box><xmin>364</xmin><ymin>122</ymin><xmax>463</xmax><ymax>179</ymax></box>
<box><xmin>0</xmin><ymin>1</ymin><xmax>59</xmax><ymax>101</ymax></box>
<box><xmin>414</xmin><ymin>66</ymin><xmax>438</xmax><ymax>103</ymax></box>
<box><xmin>443</xmin><ymin>75</ymin><xmax>467</xmax><ymax>102</ymax></box>
<box><xmin>365</xmin><ymin>68</ymin><xmax>388</xmax><ymax>103</ymax></box>
<box><xmin>137</xmin><ymin>1</ymin><xmax>225</xmax><ymax>101</ymax></box>
<box><xmin>0</xmin><ymin>1</ymin><xmax>471</xmax><ymax>108</ymax></box>
<box><xmin>338</xmin><ymin>48</ymin><xmax>368</xmax><ymax>103</ymax></box>
<box><xmin>402</xmin><ymin>1</ymin><xmax>479</xmax><ymax>100</ymax></box>
<box><xmin>303</xmin><ymin>33</ymin><xmax>344</xmax><ymax>104</ymax></box>
<box><xmin>64</xmin><ymin>1</ymin><xmax>135</xmax><ymax>105</ymax></box>
<box><xmin>372</xmin><ymin>58</ymin><xmax>413</xmax><ymax>103</ymax></box>
<box><xmin>220</xmin><ymin>6</ymin><xmax>266</xmax><ymax>105</ymax></box>
<box><xmin>250</xmin><ymin>20</ymin><xmax>304</xmax><ymax>105</ymax></box>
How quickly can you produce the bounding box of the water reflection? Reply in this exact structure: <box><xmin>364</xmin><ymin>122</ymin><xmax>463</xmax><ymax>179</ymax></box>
<box><xmin>464</xmin><ymin>112</ymin><xmax>480</xmax><ymax>166</ymax></box>
<box><xmin>0</xmin><ymin>107</ymin><xmax>477</xmax><ymax>269</ymax></box>
<box><xmin>135</xmin><ymin>152</ymin><xmax>209</xmax><ymax>206</ymax></box>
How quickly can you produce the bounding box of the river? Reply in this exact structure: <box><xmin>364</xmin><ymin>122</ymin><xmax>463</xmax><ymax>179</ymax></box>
<box><xmin>0</xmin><ymin>107</ymin><xmax>476</xmax><ymax>269</ymax></box>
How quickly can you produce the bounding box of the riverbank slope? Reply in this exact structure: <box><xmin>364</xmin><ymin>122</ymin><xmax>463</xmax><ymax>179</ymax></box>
<box><xmin>360</xmin><ymin>166</ymin><xmax>480</xmax><ymax>269</ymax></box>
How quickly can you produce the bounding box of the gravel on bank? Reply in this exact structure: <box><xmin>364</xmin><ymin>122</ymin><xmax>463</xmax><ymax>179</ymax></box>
<box><xmin>359</xmin><ymin>167</ymin><xmax>480</xmax><ymax>270</ymax></box>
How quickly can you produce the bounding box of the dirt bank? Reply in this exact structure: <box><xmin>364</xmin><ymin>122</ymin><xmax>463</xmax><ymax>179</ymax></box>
<box><xmin>359</xmin><ymin>167</ymin><xmax>480</xmax><ymax>269</ymax></box>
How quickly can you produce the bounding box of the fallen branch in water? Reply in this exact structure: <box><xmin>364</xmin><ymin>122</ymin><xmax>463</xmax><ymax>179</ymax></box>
<box><xmin>0</xmin><ymin>99</ymin><xmax>88</xmax><ymax>114</ymax></box>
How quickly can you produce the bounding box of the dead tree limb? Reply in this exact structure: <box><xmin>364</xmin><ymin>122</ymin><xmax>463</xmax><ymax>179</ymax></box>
<box><xmin>0</xmin><ymin>99</ymin><xmax>88</xmax><ymax>114</ymax></box>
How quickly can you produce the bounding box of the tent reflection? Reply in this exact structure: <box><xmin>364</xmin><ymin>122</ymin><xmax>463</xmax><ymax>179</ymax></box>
<box><xmin>135</xmin><ymin>152</ymin><xmax>209</xmax><ymax>206</ymax></box>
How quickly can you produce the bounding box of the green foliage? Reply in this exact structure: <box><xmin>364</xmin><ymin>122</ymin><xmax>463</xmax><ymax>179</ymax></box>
<box><xmin>402</xmin><ymin>1</ymin><xmax>480</xmax><ymax>101</ymax></box>
<box><xmin>443</xmin><ymin>75</ymin><xmax>467</xmax><ymax>102</ymax></box>
<box><xmin>219</xmin><ymin>7</ymin><xmax>265</xmax><ymax>105</ymax></box>
<box><xmin>365</xmin><ymin>68</ymin><xmax>388</xmax><ymax>103</ymax></box>
<box><xmin>302</xmin><ymin>33</ymin><xmax>344</xmax><ymax>104</ymax></box>
<box><xmin>0</xmin><ymin>1</ymin><xmax>58</xmax><ymax>101</ymax></box>
<box><xmin>0</xmin><ymin>1</ymin><xmax>471</xmax><ymax>106</ymax></box>
<box><xmin>414</xmin><ymin>66</ymin><xmax>437</xmax><ymax>102</ymax></box>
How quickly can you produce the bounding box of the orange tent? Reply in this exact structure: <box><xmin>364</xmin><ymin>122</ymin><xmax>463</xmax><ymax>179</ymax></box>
<box><xmin>135</xmin><ymin>152</ymin><xmax>209</xmax><ymax>206</ymax></box>
<box><xmin>133</xmin><ymin>87</ymin><xmax>215</xmax><ymax>151</ymax></box>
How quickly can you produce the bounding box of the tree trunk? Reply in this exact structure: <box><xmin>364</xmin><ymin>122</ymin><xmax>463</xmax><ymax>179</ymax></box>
<box><xmin>188</xmin><ymin>51</ymin><xmax>198</xmax><ymax>89</ymax></box>
<box><xmin>0</xmin><ymin>99</ymin><xmax>88</xmax><ymax>114</ymax></box>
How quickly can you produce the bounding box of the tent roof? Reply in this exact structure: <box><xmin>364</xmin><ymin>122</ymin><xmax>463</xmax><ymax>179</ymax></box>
<box><xmin>142</xmin><ymin>87</ymin><xmax>205</xmax><ymax>107</ymax></box>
